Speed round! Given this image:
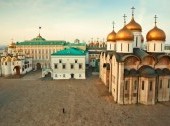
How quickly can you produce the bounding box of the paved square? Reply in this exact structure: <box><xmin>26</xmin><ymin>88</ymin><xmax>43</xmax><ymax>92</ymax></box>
<box><xmin>0</xmin><ymin>72</ymin><xmax>170</xmax><ymax>126</ymax></box>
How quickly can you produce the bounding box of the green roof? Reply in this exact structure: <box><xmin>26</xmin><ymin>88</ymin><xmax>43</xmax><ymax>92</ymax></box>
<box><xmin>51</xmin><ymin>48</ymin><xmax>86</xmax><ymax>56</ymax></box>
<box><xmin>16</xmin><ymin>35</ymin><xmax>66</xmax><ymax>45</ymax></box>
<box><xmin>16</xmin><ymin>40</ymin><xmax>66</xmax><ymax>45</ymax></box>
<box><xmin>16</xmin><ymin>35</ymin><xmax>86</xmax><ymax>46</ymax></box>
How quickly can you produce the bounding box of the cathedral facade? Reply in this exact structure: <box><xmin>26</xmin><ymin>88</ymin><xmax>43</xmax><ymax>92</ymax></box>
<box><xmin>100</xmin><ymin>7</ymin><xmax>170</xmax><ymax>105</ymax></box>
<box><xmin>0</xmin><ymin>42</ymin><xmax>32</xmax><ymax>77</ymax></box>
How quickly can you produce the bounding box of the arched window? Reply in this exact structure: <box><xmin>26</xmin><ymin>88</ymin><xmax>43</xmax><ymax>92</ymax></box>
<box><xmin>136</xmin><ymin>37</ymin><xmax>138</xmax><ymax>47</ymax></box>
<box><xmin>154</xmin><ymin>43</ymin><xmax>156</xmax><ymax>51</ymax></box>
<box><xmin>121</xmin><ymin>43</ymin><xmax>122</xmax><ymax>51</ymax></box>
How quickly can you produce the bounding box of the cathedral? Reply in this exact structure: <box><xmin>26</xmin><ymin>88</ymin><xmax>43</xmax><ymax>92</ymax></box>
<box><xmin>0</xmin><ymin>42</ymin><xmax>32</xmax><ymax>77</ymax></box>
<box><xmin>100</xmin><ymin>7</ymin><xmax>170</xmax><ymax>105</ymax></box>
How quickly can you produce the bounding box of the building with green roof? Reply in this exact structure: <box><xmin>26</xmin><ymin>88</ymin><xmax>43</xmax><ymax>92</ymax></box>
<box><xmin>46</xmin><ymin>47</ymin><xmax>86</xmax><ymax>79</ymax></box>
<box><xmin>15</xmin><ymin>34</ymin><xmax>86</xmax><ymax>70</ymax></box>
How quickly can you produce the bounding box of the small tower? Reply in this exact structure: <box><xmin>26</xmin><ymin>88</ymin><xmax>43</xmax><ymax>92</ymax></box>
<box><xmin>146</xmin><ymin>15</ymin><xmax>166</xmax><ymax>53</ymax></box>
<box><xmin>106</xmin><ymin>21</ymin><xmax>116</xmax><ymax>51</ymax></box>
<box><xmin>8</xmin><ymin>39</ymin><xmax>16</xmax><ymax>55</ymax></box>
<box><xmin>116</xmin><ymin>14</ymin><xmax>134</xmax><ymax>53</ymax></box>
<box><xmin>126</xmin><ymin>7</ymin><xmax>143</xmax><ymax>49</ymax></box>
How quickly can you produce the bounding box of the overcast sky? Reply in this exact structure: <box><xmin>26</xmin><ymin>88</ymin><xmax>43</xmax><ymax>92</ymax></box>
<box><xmin>0</xmin><ymin>0</ymin><xmax>170</xmax><ymax>45</ymax></box>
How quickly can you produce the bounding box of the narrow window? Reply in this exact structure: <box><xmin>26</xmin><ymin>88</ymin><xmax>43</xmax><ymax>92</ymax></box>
<box><xmin>79</xmin><ymin>64</ymin><xmax>82</xmax><ymax>69</ymax></box>
<box><xmin>160</xmin><ymin>80</ymin><xmax>162</xmax><ymax>89</ymax></box>
<box><xmin>136</xmin><ymin>37</ymin><xmax>138</xmax><ymax>47</ymax></box>
<box><xmin>134</xmin><ymin>80</ymin><xmax>137</xmax><ymax>90</ymax></box>
<box><xmin>154</xmin><ymin>43</ymin><xmax>156</xmax><ymax>51</ymax></box>
<box><xmin>121</xmin><ymin>43</ymin><xmax>122</xmax><ymax>51</ymax></box>
<box><xmin>54</xmin><ymin>64</ymin><xmax>58</xmax><ymax>69</ymax></box>
<box><xmin>168</xmin><ymin>79</ymin><xmax>170</xmax><ymax>88</ymax></box>
<box><xmin>110</xmin><ymin>44</ymin><xmax>111</xmax><ymax>50</ymax></box>
<box><xmin>62</xmin><ymin>64</ymin><xmax>66</xmax><ymax>69</ymax></box>
<box><xmin>70</xmin><ymin>64</ymin><xmax>74</xmax><ymax>69</ymax></box>
<box><xmin>63</xmin><ymin>74</ymin><xmax>65</xmax><ymax>77</ymax></box>
<box><xmin>142</xmin><ymin>81</ymin><xmax>144</xmax><ymax>90</ymax></box>
<box><xmin>125</xmin><ymin>80</ymin><xmax>128</xmax><ymax>90</ymax></box>
<box><xmin>128</xmin><ymin>43</ymin><xmax>129</xmax><ymax>52</ymax></box>
<box><xmin>161</xmin><ymin>43</ymin><xmax>162</xmax><ymax>51</ymax></box>
<box><xmin>75</xmin><ymin>59</ymin><xmax>78</xmax><ymax>63</ymax></box>
<box><xmin>150</xmin><ymin>81</ymin><xmax>152</xmax><ymax>91</ymax></box>
<box><xmin>5</xmin><ymin>62</ymin><xmax>7</xmax><ymax>65</ymax></box>
<box><xmin>59</xmin><ymin>59</ymin><xmax>62</xmax><ymax>63</ymax></box>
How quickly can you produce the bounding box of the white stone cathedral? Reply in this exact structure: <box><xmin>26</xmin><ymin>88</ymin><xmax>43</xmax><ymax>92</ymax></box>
<box><xmin>0</xmin><ymin>42</ymin><xmax>32</xmax><ymax>77</ymax></box>
<box><xmin>100</xmin><ymin>7</ymin><xmax>170</xmax><ymax>105</ymax></box>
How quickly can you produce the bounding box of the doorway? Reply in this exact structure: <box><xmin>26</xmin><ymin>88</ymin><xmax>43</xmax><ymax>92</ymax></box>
<box><xmin>71</xmin><ymin>73</ymin><xmax>74</xmax><ymax>79</ymax></box>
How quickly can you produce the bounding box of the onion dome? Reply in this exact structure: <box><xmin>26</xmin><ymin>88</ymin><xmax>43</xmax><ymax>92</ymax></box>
<box><xmin>5</xmin><ymin>56</ymin><xmax>11</xmax><ymax>62</ymax></box>
<box><xmin>8</xmin><ymin>42</ymin><xmax>16</xmax><ymax>48</ymax></box>
<box><xmin>107</xmin><ymin>30</ymin><xmax>116</xmax><ymax>42</ymax></box>
<box><xmin>116</xmin><ymin>26</ymin><xmax>134</xmax><ymax>41</ymax></box>
<box><xmin>146</xmin><ymin>15</ymin><xmax>166</xmax><ymax>42</ymax></box>
<box><xmin>146</xmin><ymin>26</ymin><xmax>166</xmax><ymax>41</ymax></box>
<box><xmin>107</xmin><ymin>22</ymin><xmax>116</xmax><ymax>42</ymax></box>
<box><xmin>1</xmin><ymin>57</ymin><xmax>6</xmax><ymax>62</ymax></box>
<box><xmin>126</xmin><ymin>17</ymin><xmax>142</xmax><ymax>32</ymax></box>
<box><xmin>11</xmin><ymin>57</ymin><xmax>17</xmax><ymax>62</ymax></box>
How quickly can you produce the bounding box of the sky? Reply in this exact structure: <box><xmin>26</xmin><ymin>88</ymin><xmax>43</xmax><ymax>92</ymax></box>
<box><xmin>0</xmin><ymin>0</ymin><xmax>170</xmax><ymax>45</ymax></box>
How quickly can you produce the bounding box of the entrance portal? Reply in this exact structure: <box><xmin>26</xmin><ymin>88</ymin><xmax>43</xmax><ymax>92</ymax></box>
<box><xmin>14</xmin><ymin>66</ymin><xmax>20</xmax><ymax>75</ymax></box>
<box><xmin>45</xmin><ymin>72</ymin><xmax>51</xmax><ymax>77</ymax></box>
<box><xmin>36</xmin><ymin>63</ymin><xmax>41</xmax><ymax>70</ymax></box>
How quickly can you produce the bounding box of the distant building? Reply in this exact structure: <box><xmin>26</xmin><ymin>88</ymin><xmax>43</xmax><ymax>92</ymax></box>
<box><xmin>100</xmin><ymin>7</ymin><xmax>170</xmax><ymax>105</ymax></box>
<box><xmin>42</xmin><ymin>48</ymin><xmax>86</xmax><ymax>79</ymax></box>
<box><xmin>15</xmin><ymin>34</ymin><xmax>86</xmax><ymax>70</ymax></box>
<box><xmin>0</xmin><ymin>42</ymin><xmax>32</xmax><ymax>77</ymax></box>
<box><xmin>87</xmin><ymin>40</ymin><xmax>106</xmax><ymax>72</ymax></box>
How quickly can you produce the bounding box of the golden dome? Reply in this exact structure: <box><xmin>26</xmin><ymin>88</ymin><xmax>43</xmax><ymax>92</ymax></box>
<box><xmin>11</xmin><ymin>57</ymin><xmax>17</xmax><ymax>62</ymax></box>
<box><xmin>126</xmin><ymin>18</ymin><xmax>142</xmax><ymax>32</ymax></box>
<box><xmin>5</xmin><ymin>56</ymin><xmax>11</xmax><ymax>62</ymax></box>
<box><xmin>146</xmin><ymin>26</ymin><xmax>166</xmax><ymax>41</ymax></box>
<box><xmin>8</xmin><ymin>42</ymin><xmax>16</xmax><ymax>48</ymax></box>
<box><xmin>116</xmin><ymin>26</ymin><xmax>134</xmax><ymax>41</ymax></box>
<box><xmin>107</xmin><ymin>30</ymin><xmax>116</xmax><ymax>42</ymax></box>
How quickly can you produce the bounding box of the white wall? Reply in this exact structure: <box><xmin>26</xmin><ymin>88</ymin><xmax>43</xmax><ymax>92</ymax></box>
<box><xmin>51</xmin><ymin>55</ymin><xmax>86</xmax><ymax>79</ymax></box>
<box><xmin>147</xmin><ymin>41</ymin><xmax>164</xmax><ymax>53</ymax></box>
<box><xmin>107</xmin><ymin>42</ymin><xmax>116</xmax><ymax>51</ymax></box>
<box><xmin>116</xmin><ymin>41</ymin><xmax>133</xmax><ymax>53</ymax></box>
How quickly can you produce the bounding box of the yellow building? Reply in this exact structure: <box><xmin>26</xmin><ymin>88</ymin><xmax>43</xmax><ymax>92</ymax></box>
<box><xmin>16</xmin><ymin>34</ymin><xmax>86</xmax><ymax>70</ymax></box>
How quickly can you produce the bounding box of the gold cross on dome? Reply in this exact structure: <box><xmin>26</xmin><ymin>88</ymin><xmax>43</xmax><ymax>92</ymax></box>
<box><xmin>123</xmin><ymin>14</ymin><xmax>127</xmax><ymax>25</ymax></box>
<box><xmin>112</xmin><ymin>21</ymin><xmax>115</xmax><ymax>29</ymax></box>
<box><xmin>154</xmin><ymin>15</ymin><xmax>158</xmax><ymax>26</ymax></box>
<box><xmin>131</xmin><ymin>6</ymin><xmax>135</xmax><ymax>17</ymax></box>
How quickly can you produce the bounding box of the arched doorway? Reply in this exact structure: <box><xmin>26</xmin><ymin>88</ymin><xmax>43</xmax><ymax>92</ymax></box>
<box><xmin>36</xmin><ymin>63</ymin><xmax>41</xmax><ymax>70</ymax></box>
<box><xmin>14</xmin><ymin>66</ymin><xmax>20</xmax><ymax>75</ymax></box>
<box><xmin>45</xmin><ymin>72</ymin><xmax>51</xmax><ymax>77</ymax></box>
